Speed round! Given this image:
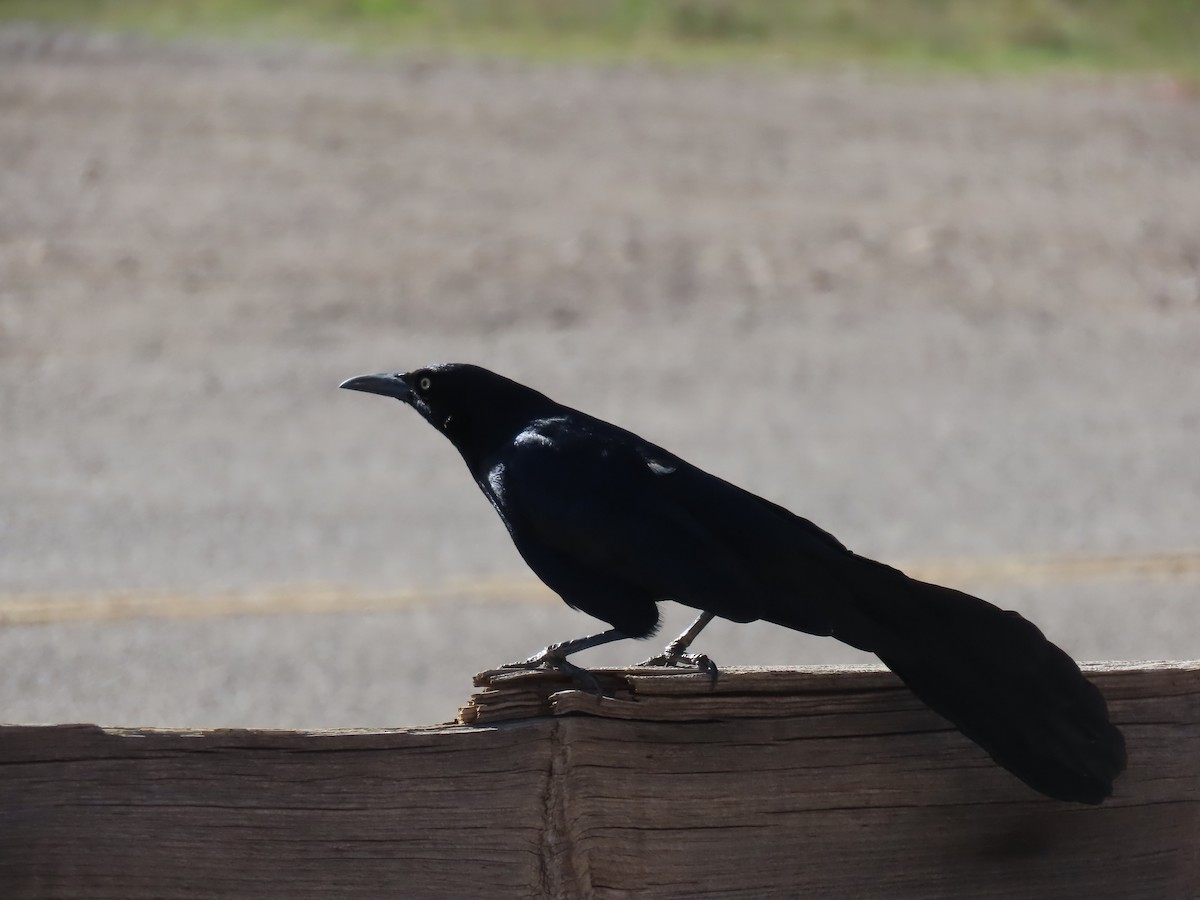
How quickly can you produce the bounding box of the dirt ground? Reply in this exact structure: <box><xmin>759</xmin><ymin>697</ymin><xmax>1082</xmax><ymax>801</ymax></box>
<box><xmin>1</xmin><ymin>26</ymin><xmax>1199</xmax><ymax>726</ymax></box>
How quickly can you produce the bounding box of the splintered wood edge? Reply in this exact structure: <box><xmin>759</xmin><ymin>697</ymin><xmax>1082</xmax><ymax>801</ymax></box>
<box><xmin>459</xmin><ymin>660</ymin><xmax>1200</xmax><ymax>725</ymax></box>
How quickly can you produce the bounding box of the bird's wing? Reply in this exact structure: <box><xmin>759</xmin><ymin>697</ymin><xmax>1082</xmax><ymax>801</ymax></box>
<box><xmin>492</xmin><ymin>415</ymin><xmax>846</xmax><ymax>634</ymax></box>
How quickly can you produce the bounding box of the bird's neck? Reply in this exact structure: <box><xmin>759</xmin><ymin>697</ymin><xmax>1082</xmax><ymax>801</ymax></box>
<box><xmin>441</xmin><ymin>392</ymin><xmax>557</xmax><ymax>477</ymax></box>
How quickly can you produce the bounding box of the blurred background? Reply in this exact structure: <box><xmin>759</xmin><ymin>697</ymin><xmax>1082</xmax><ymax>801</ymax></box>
<box><xmin>1</xmin><ymin>1</ymin><xmax>1198</xmax><ymax>728</ymax></box>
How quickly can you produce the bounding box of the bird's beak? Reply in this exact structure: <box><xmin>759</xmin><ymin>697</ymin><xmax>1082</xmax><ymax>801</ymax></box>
<box><xmin>339</xmin><ymin>371</ymin><xmax>414</xmax><ymax>402</ymax></box>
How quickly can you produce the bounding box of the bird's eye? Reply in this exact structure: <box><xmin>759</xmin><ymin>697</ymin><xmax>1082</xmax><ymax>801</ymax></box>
<box><xmin>418</xmin><ymin>376</ymin><xmax>432</xmax><ymax>392</ymax></box>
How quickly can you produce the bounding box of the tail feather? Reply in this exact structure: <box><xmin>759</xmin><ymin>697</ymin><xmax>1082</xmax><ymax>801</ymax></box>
<box><xmin>805</xmin><ymin>554</ymin><xmax>1126</xmax><ymax>803</ymax></box>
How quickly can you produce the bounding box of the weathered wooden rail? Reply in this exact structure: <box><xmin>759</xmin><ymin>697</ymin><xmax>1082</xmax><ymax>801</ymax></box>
<box><xmin>0</xmin><ymin>662</ymin><xmax>1196</xmax><ymax>899</ymax></box>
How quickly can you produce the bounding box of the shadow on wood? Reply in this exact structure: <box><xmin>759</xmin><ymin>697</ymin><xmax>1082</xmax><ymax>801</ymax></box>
<box><xmin>0</xmin><ymin>663</ymin><xmax>1196</xmax><ymax>899</ymax></box>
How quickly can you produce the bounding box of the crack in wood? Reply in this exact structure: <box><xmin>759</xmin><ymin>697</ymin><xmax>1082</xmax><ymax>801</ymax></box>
<box><xmin>539</xmin><ymin>719</ymin><xmax>593</xmax><ymax>900</ymax></box>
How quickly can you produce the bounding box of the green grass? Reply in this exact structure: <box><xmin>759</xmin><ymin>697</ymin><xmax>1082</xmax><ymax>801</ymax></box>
<box><xmin>2</xmin><ymin>0</ymin><xmax>1198</xmax><ymax>76</ymax></box>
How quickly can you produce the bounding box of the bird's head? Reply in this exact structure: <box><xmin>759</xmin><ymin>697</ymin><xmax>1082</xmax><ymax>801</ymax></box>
<box><xmin>340</xmin><ymin>363</ymin><xmax>557</xmax><ymax>469</ymax></box>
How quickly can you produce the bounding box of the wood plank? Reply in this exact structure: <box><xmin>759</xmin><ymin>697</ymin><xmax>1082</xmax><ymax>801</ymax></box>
<box><xmin>0</xmin><ymin>723</ymin><xmax>563</xmax><ymax>900</ymax></box>
<box><xmin>1</xmin><ymin>663</ymin><xmax>1197</xmax><ymax>899</ymax></box>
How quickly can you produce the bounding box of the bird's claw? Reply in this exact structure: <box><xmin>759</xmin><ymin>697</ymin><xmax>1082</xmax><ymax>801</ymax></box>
<box><xmin>637</xmin><ymin>649</ymin><xmax>720</xmax><ymax>686</ymax></box>
<box><xmin>499</xmin><ymin>645</ymin><xmax>603</xmax><ymax>696</ymax></box>
<box><xmin>500</xmin><ymin>646</ymin><xmax>561</xmax><ymax>671</ymax></box>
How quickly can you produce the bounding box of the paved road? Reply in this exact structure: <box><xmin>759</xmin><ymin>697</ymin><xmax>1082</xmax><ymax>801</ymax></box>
<box><xmin>1</xmin><ymin>28</ymin><xmax>1198</xmax><ymax>726</ymax></box>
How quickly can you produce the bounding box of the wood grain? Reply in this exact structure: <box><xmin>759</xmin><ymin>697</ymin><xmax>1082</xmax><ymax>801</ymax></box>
<box><xmin>1</xmin><ymin>663</ymin><xmax>1196</xmax><ymax>899</ymax></box>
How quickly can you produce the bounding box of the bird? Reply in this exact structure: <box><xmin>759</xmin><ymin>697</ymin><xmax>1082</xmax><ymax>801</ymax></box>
<box><xmin>340</xmin><ymin>362</ymin><xmax>1126</xmax><ymax>804</ymax></box>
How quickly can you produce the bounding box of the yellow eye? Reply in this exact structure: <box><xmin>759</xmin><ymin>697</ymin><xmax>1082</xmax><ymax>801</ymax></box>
<box><xmin>418</xmin><ymin>376</ymin><xmax>432</xmax><ymax>391</ymax></box>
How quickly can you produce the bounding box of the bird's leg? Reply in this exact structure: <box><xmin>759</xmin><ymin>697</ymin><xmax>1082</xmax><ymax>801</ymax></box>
<box><xmin>637</xmin><ymin>611</ymin><xmax>719</xmax><ymax>684</ymax></box>
<box><xmin>501</xmin><ymin>628</ymin><xmax>630</xmax><ymax>693</ymax></box>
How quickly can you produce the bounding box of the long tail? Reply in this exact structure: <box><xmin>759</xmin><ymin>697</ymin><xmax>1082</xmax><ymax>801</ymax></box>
<box><xmin>787</xmin><ymin>554</ymin><xmax>1127</xmax><ymax>803</ymax></box>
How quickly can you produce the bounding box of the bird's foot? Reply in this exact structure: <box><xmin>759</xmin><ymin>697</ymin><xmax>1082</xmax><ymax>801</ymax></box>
<box><xmin>636</xmin><ymin>647</ymin><xmax>719</xmax><ymax>686</ymax></box>
<box><xmin>500</xmin><ymin>644</ymin><xmax>603</xmax><ymax>695</ymax></box>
